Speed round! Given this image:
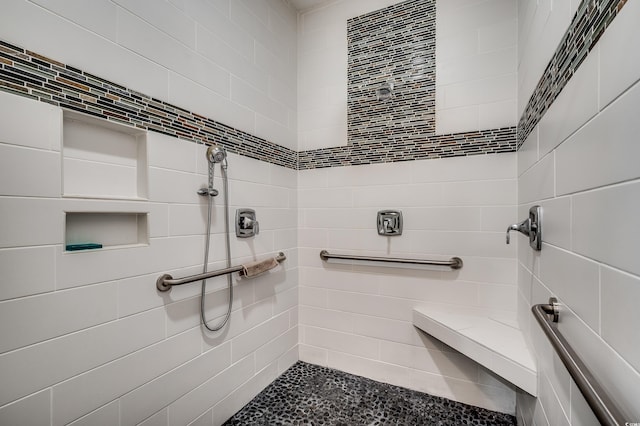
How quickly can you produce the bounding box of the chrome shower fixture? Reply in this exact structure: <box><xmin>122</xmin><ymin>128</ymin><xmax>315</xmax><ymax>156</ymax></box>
<box><xmin>206</xmin><ymin>145</ymin><xmax>227</xmax><ymax>165</ymax></box>
<box><xmin>506</xmin><ymin>205</ymin><xmax>542</xmax><ymax>250</ymax></box>
<box><xmin>376</xmin><ymin>80</ymin><xmax>394</xmax><ymax>101</ymax></box>
<box><xmin>198</xmin><ymin>145</ymin><xmax>227</xmax><ymax>197</ymax></box>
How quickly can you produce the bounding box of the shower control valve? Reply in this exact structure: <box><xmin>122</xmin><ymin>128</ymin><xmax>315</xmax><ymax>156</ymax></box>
<box><xmin>236</xmin><ymin>208</ymin><xmax>259</xmax><ymax>238</ymax></box>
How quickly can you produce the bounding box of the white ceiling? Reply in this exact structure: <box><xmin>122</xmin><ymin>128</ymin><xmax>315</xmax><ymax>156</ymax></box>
<box><xmin>285</xmin><ymin>0</ymin><xmax>332</xmax><ymax>13</ymax></box>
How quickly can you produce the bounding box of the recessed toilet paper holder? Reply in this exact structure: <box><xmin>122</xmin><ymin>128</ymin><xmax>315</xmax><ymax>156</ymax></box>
<box><xmin>506</xmin><ymin>205</ymin><xmax>542</xmax><ymax>250</ymax></box>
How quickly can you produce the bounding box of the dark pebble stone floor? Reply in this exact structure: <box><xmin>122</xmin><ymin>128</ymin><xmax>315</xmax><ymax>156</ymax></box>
<box><xmin>223</xmin><ymin>361</ymin><xmax>516</xmax><ymax>426</ymax></box>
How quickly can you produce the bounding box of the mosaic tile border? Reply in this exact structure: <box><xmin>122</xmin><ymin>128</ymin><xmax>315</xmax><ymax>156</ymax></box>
<box><xmin>298</xmin><ymin>126</ymin><xmax>516</xmax><ymax>169</ymax></box>
<box><xmin>517</xmin><ymin>0</ymin><xmax>628</xmax><ymax>145</ymax></box>
<box><xmin>2</xmin><ymin>0</ymin><xmax>624</xmax><ymax>170</ymax></box>
<box><xmin>0</xmin><ymin>40</ymin><xmax>298</xmax><ymax>170</ymax></box>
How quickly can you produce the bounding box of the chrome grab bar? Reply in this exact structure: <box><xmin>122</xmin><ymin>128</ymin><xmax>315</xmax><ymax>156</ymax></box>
<box><xmin>156</xmin><ymin>252</ymin><xmax>286</xmax><ymax>292</ymax></box>
<box><xmin>532</xmin><ymin>298</ymin><xmax>627</xmax><ymax>426</ymax></box>
<box><xmin>319</xmin><ymin>250</ymin><xmax>463</xmax><ymax>270</ymax></box>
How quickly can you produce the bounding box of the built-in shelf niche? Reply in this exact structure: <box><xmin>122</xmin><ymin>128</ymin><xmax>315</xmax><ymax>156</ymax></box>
<box><xmin>65</xmin><ymin>212</ymin><xmax>149</xmax><ymax>252</ymax></box>
<box><xmin>62</xmin><ymin>111</ymin><xmax>148</xmax><ymax>200</ymax></box>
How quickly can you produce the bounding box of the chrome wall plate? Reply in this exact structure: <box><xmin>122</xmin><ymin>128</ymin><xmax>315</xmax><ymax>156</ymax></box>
<box><xmin>506</xmin><ymin>205</ymin><xmax>542</xmax><ymax>250</ymax></box>
<box><xmin>377</xmin><ymin>210</ymin><xmax>403</xmax><ymax>236</ymax></box>
<box><xmin>236</xmin><ymin>208</ymin><xmax>259</xmax><ymax>238</ymax></box>
<box><xmin>528</xmin><ymin>205</ymin><xmax>542</xmax><ymax>250</ymax></box>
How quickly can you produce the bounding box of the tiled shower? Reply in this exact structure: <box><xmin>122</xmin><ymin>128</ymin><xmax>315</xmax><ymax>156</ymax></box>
<box><xmin>0</xmin><ymin>0</ymin><xmax>639</xmax><ymax>425</ymax></box>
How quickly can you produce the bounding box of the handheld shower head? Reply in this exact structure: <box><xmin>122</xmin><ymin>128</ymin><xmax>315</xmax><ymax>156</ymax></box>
<box><xmin>206</xmin><ymin>145</ymin><xmax>226</xmax><ymax>164</ymax></box>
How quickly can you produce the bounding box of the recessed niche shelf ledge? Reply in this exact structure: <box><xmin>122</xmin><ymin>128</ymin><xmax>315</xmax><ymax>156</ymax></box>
<box><xmin>65</xmin><ymin>212</ymin><xmax>149</xmax><ymax>253</ymax></box>
<box><xmin>413</xmin><ymin>306</ymin><xmax>537</xmax><ymax>396</ymax></box>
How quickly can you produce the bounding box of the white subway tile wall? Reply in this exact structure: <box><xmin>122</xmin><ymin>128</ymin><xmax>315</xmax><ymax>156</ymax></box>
<box><xmin>299</xmin><ymin>152</ymin><xmax>519</xmax><ymax>414</ymax></box>
<box><xmin>0</xmin><ymin>88</ymin><xmax>298</xmax><ymax>424</ymax></box>
<box><xmin>0</xmin><ymin>0</ymin><xmax>297</xmax><ymax>151</ymax></box>
<box><xmin>516</xmin><ymin>0</ymin><xmax>640</xmax><ymax>423</ymax></box>
<box><xmin>435</xmin><ymin>0</ymin><xmax>517</xmax><ymax>135</ymax></box>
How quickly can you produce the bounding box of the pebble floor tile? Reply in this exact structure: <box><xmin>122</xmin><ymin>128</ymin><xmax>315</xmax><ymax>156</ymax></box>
<box><xmin>223</xmin><ymin>361</ymin><xmax>516</xmax><ymax>425</ymax></box>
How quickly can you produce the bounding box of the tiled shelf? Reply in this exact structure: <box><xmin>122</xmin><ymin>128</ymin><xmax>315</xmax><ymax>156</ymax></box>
<box><xmin>64</xmin><ymin>212</ymin><xmax>149</xmax><ymax>252</ymax></box>
<box><xmin>413</xmin><ymin>306</ymin><xmax>537</xmax><ymax>396</ymax></box>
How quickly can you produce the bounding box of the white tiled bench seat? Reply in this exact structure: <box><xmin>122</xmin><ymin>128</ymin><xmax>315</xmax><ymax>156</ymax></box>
<box><xmin>413</xmin><ymin>306</ymin><xmax>537</xmax><ymax>396</ymax></box>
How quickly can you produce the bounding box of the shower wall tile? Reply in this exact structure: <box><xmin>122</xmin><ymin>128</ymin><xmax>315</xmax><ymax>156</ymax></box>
<box><xmin>517</xmin><ymin>0</ymin><xmax>639</xmax><ymax>422</ymax></box>
<box><xmin>0</xmin><ymin>390</ymin><xmax>51</xmax><ymax>426</ymax></box>
<box><xmin>189</xmin><ymin>410</ymin><xmax>213</xmax><ymax>426</ymax></box>
<box><xmin>52</xmin><ymin>328</ymin><xmax>201</xmax><ymax>426</ymax></box>
<box><xmin>166</xmin><ymin>72</ymin><xmax>256</xmax><ymax>140</ymax></box>
<box><xmin>230</xmin><ymin>76</ymin><xmax>287</xmax><ymax>126</ymax></box>
<box><xmin>231</xmin><ymin>312</ymin><xmax>289</xmax><ymax>363</ymax></box>
<box><xmin>352</xmin><ymin>183</ymin><xmax>443</xmax><ymax>208</ymax></box>
<box><xmin>539</xmin><ymin>245</ymin><xmax>600</xmax><ymax>331</ymax></box>
<box><xmin>303</xmin><ymin>326</ymin><xmax>379</xmax><ymax>359</ymax></box>
<box><xmin>536</xmin><ymin>196</ymin><xmax>571</xmax><ymax>251</ymax></box>
<box><xmin>436</xmin><ymin>0</ymin><xmax>517</xmax><ymax>135</ymax></box>
<box><xmin>537</xmin><ymin>50</ymin><xmax>598</xmax><ymax>159</ymax></box>
<box><xmin>404</xmin><ymin>207</ymin><xmax>482</xmax><ymax>232</ymax></box>
<box><xmin>112</xmin><ymin>0</ymin><xmax>196</xmax><ymax>49</ymax></box>
<box><xmin>67</xmin><ymin>400</ymin><xmax>119</xmax><ymax>426</ymax></box>
<box><xmin>0</xmin><ymin>91</ymin><xmax>61</xmax><ymax>150</ymax></box>
<box><xmin>118</xmin><ymin>10</ymin><xmax>229</xmax><ymax>97</ymax></box>
<box><xmin>599</xmin><ymin>0</ymin><xmax>640</xmax><ymax>109</ymax></box>
<box><xmin>0</xmin><ymin>282</ymin><xmax>117</xmax><ymax>353</ymax></box>
<box><xmin>410</xmin><ymin>151</ymin><xmax>517</xmax><ymax>183</ymax></box>
<box><xmin>196</xmin><ymin>26</ymin><xmax>267</xmax><ymax>94</ymax></box>
<box><xmin>556</xmin><ymin>80</ymin><xmax>640</xmax><ymax>196</ymax></box>
<box><xmin>0</xmin><ymin>0</ymin><xmax>169</xmax><ymax>101</ymax></box>
<box><xmin>254</xmin><ymin>327</ymin><xmax>298</xmax><ymax>372</ymax></box>
<box><xmin>0</xmin><ymin>6</ymin><xmax>298</xmax><ymax>425</ymax></box>
<box><xmin>572</xmin><ymin>182</ymin><xmax>640</xmax><ymax>277</ymax></box>
<box><xmin>480</xmin><ymin>205</ymin><xmax>517</xmax><ymax>232</ymax></box>
<box><xmin>600</xmin><ymin>266</ymin><xmax>640</xmax><ymax>373</ymax></box>
<box><xmin>138</xmin><ymin>408</ymin><xmax>168</xmax><ymax>426</ymax></box>
<box><xmin>379</xmin><ymin>340</ymin><xmax>479</xmax><ymax>382</ymax></box>
<box><xmin>0</xmin><ymin>143</ymin><xmax>61</xmax><ymax>197</ymax></box>
<box><xmin>148</xmin><ymin>168</ymin><xmax>203</xmax><ymax>204</ymax></box>
<box><xmin>478</xmin><ymin>99</ymin><xmax>517</xmax><ymax>131</ymax></box>
<box><xmin>167</xmin><ymin>355</ymin><xmax>255</xmax><ymax>426</ymax></box>
<box><xmin>212</xmin><ymin>360</ymin><xmax>280</xmax><ymax>426</ymax></box>
<box><xmin>517</xmin><ymin>152</ymin><xmax>554</xmax><ymax>204</ymax></box>
<box><xmin>119</xmin><ymin>342</ymin><xmax>231</xmax><ymax>426</ymax></box>
<box><xmin>0</xmin><ymin>246</ymin><xmax>56</xmax><ymax>301</ymax></box>
<box><xmin>299</xmin><ymin>153</ymin><xmax>518</xmax><ymax>413</ymax></box>
<box><xmin>147</xmin><ymin>131</ymin><xmax>197</xmax><ymax>172</ymax></box>
<box><xmin>0</xmin><ymin>308</ymin><xmax>164</xmax><ymax>406</ymax></box>
<box><xmin>300</xmin><ymin>306</ymin><xmax>355</xmax><ymax>334</ymax></box>
<box><xmin>0</xmin><ymin>198</ymin><xmax>63</xmax><ymax>248</ymax></box>
<box><xmin>517</xmin><ymin>125</ymin><xmax>537</xmax><ymax>176</ymax></box>
<box><xmin>441</xmin><ymin>179</ymin><xmax>516</xmax><ymax>206</ymax></box>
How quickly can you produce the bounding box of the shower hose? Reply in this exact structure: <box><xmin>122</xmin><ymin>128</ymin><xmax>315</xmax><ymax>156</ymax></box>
<box><xmin>200</xmin><ymin>160</ymin><xmax>233</xmax><ymax>332</ymax></box>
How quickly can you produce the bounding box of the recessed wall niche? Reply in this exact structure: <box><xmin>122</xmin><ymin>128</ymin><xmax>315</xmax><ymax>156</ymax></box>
<box><xmin>62</xmin><ymin>111</ymin><xmax>148</xmax><ymax>199</ymax></box>
<box><xmin>65</xmin><ymin>212</ymin><xmax>149</xmax><ymax>251</ymax></box>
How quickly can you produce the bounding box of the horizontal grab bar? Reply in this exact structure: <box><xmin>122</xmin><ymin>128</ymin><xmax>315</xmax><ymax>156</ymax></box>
<box><xmin>532</xmin><ymin>299</ymin><xmax>627</xmax><ymax>426</ymax></box>
<box><xmin>156</xmin><ymin>252</ymin><xmax>286</xmax><ymax>292</ymax></box>
<box><xmin>319</xmin><ymin>250</ymin><xmax>463</xmax><ymax>270</ymax></box>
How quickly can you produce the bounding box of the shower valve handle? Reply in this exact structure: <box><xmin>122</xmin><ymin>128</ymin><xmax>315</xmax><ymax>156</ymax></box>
<box><xmin>242</xmin><ymin>217</ymin><xmax>259</xmax><ymax>235</ymax></box>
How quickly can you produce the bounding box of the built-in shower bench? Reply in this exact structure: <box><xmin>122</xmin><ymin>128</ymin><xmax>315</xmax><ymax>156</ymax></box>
<box><xmin>413</xmin><ymin>306</ymin><xmax>537</xmax><ymax>396</ymax></box>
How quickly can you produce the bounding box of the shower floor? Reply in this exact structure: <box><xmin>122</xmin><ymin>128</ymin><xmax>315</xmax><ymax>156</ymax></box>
<box><xmin>223</xmin><ymin>361</ymin><xmax>516</xmax><ymax>425</ymax></box>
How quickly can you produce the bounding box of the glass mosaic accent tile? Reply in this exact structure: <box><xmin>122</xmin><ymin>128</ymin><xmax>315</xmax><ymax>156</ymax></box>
<box><xmin>0</xmin><ymin>0</ymin><xmax>627</xmax><ymax>169</ymax></box>
<box><xmin>517</xmin><ymin>0</ymin><xmax>628</xmax><ymax>146</ymax></box>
